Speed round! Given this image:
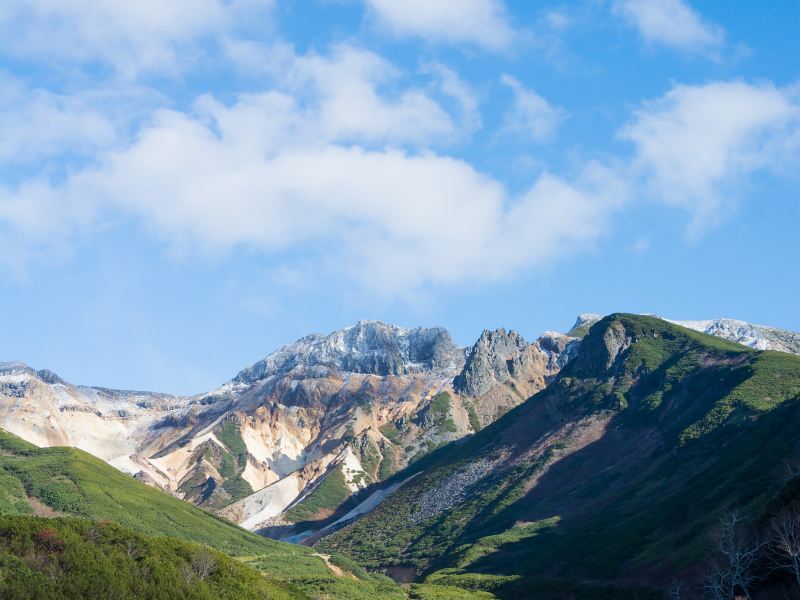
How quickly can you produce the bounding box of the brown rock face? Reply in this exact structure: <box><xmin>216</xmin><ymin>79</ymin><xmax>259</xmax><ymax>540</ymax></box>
<box><xmin>455</xmin><ymin>329</ymin><xmax>579</xmax><ymax>427</ymax></box>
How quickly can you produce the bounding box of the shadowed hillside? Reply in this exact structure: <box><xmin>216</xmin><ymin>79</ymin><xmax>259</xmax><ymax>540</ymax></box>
<box><xmin>318</xmin><ymin>314</ymin><xmax>800</xmax><ymax>598</ymax></box>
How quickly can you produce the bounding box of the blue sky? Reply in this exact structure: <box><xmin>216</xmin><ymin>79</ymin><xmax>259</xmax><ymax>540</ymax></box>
<box><xmin>1</xmin><ymin>0</ymin><xmax>798</xmax><ymax>394</ymax></box>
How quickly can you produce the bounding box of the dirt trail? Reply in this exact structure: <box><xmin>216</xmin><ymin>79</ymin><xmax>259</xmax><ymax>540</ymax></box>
<box><xmin>312</xmin><ymin>553</ymin><xmax>357</xmax><ymax>579</ymax></box>
<box><xmin>27</xmin><ymin>496</ymin><xmax>62</xmax><ymax>517</ymax></box>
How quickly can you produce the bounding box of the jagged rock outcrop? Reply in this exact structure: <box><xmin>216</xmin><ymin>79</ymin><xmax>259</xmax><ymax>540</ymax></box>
<box><xmin>234</xmin><ymin>321</ymin><xmax>466</xmax><ymax>383</ymax></box>
<box><xmin>566</xmin><ymin>313</ymin><xmax>603</xmax><ymax>337</ymax></box>
<box><xmin>455</xmin><ymin>329</ymin><xmax>578</xmax><ymax>397</ymax></box>
<box><xmin>453</xmin><ymin>328</ymin><xmax>579</xmax><ymax>427</ymax></box>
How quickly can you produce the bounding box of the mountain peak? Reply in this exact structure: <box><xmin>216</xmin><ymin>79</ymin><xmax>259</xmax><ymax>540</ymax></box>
<box><xmin>566</xmin><ymin>313</ymin><xmax>603</xmax><ymax>338</ymax></box>
<box><xmin>0</xmin><ymin>362</ymin><xmax>65</xmax><ymax>385</ymax></box>
<box><xmin>667</xmin><ymin>317</ymin><xmax>800</xmax><ymax>354</ymax></box>
<box><xmin>233</xmin><ymin>321</ymin><xmax>466</xmax><ymax>383</ymax></box>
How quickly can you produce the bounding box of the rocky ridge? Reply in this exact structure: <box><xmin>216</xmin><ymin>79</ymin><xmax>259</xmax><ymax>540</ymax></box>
<box><xmin>3</xmin><ymin>313</ymin><xmax>798</xmax><ymax>534</ymax></box>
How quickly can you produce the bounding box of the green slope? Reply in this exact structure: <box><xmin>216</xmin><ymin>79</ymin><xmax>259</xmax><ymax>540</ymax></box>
<box><xmin>0</xmin><ymin>429</ymin><xmax>292</xmax><ymax>556</ymax></box>
<box><xmin>319</xmin><ymin>314</ymin><xmax>800</xmax><ymax>598</ymax></box>
<box><xmin>0</xmin><ymin>515</ymin><xmax>302</xmax><ymax>599</ymax></box>
<box><xmin>0</xmin><ymin>429</ymin><xmax>432</xmax><ymax>599</ymax></box>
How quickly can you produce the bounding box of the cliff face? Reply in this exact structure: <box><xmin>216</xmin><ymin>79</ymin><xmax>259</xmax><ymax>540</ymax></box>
<box><xmin>454</xmin><ymin>329</ymin><xmax>578</xmax><ymax>427</ymax></box>
<box><xmin>233</xmin><ymin>321</ymin><xmax>466</xmax><ymax>383</ymax></box>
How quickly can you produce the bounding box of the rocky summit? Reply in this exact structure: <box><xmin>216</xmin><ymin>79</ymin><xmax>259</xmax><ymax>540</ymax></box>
<box><xmin>234</xmin><ymin>321</ymin><xmax>467</xmax><ymax>383</ymax></box>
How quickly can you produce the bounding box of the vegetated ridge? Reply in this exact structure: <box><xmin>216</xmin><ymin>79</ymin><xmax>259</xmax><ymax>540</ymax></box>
<box><xmin>317</xmin><ymin>314</ymin><xmax>800</xmax><ymax>599</ymax></box>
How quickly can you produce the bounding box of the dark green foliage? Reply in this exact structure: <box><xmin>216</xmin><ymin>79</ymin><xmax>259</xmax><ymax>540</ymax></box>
<box><xmin>0</xmin><ymin>472</ymin><xmax>32</xmax><ymax>515</ymax></box>
<box><xmin>408</xmin><ymin>582</ymin><xmax>497</xmax><ymax>598</ymax></box>
<box><xmin>380</xmin><ymin>422</ymin><xmax>403</xmax><ymax>444</ymax></box>
<box><xmin>216</xmin><ymin>447</ymin><xmax>237</xmax><ymax>479</ymax></box>
<box><xmin>222</xmin><ymin>474</ymin><xmax>253</xmax><ymax>502</ymax></box>
<box><xmin>284</xmin><ymin>465</ymin><xmax>350</xmax><ymax>523</ymax></box>
<box><xmin>424</xmin><ymin>392</ymin><xmax>457</xmax><ymax>434</ymax></box>
<box><xmin>428</xmin><ymin>392</ymin><xmax>451</xmax><ymax>418</ymax></box>
<box><xmin>215</xmin><ymin>420</ymin><xmax>248</xmax><ymax>469</ymax></box>
<box><xmin>465</xmin><ymin>402</ymin><xmax>481</xmax><ymax>433</ymax></box>
<box><xmin>242</xmin><ymin>552</ymin><xmax>409</xmax><ymax>600</ymax></box>
<box><xmin>379</xmin><ymin>445</ymin><xmax>396</xmax><ymax>480</ymax></box>
<box><xmin>0</xmin><ymin>449</ymin><xmax>88</xmax><ymax>515</ymax></box>
<box><xmin>0</xmin><ymin>515</ymin><xmax>302</xmax><ymax>600</ymax></box>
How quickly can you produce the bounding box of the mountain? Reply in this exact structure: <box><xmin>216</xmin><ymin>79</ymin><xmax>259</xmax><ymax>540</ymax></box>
<box><xmin>568</xmin><ymin>314</ymin><xmax>800</xmax><ymax>354</ymax></box>
<box><xmin>0</xmin><ymin>321</ymin><xmax>577</xmax><ymax>536</ymax></box>
<box><xmin>3</xmin><ymin>313</ymin><xmax>797</xmax><ymax>540</ymax></box>
<box><xmin>666</xmin><ymin>317</ymin><xmax>800</xmax><ymax>354</ymax></box>
<box><xmin>0</xmin><ymin>361</ymin><xmax>188</xmax><ymax>465</ymax></box>
<box><xmin>316</xmin><ymin>314</ymin><xmax>800</xmax><ymax>598</ymax></box>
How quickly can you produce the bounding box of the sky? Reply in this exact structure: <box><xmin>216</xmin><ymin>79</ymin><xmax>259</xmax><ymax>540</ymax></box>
<box><xmin>1</xmin><ymin>0</ymin><xmax>798</xmax><ymax>395</ymax></box>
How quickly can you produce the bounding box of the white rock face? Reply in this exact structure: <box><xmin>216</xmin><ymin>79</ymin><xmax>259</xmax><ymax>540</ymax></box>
<box><xmin>0</xmin><ymin>362</ymin><xmax>189</xmax><ymax>464</ymax></box>
<box><xmin>234</xmin><ymin>320</ymin><xmax>466</xmax><ymax>383</ymax></box>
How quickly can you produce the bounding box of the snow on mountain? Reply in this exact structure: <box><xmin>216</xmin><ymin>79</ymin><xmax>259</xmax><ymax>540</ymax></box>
<box><xmin>666</xmin><ymin>318</ymin><xmax>800</xmax><ymax>354</ymax></box>
<box><xmin>565</xmin><ymin>314</ymin><xmax>800</xmax><ymax>355</ymax></box>
<box><xmin>233</xmin><ymin>320</ymin><xmax>467</xmax><ymax>383</ymax></box>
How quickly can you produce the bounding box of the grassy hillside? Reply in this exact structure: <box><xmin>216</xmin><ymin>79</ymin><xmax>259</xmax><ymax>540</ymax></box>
<box><xmin>319</xmin><ymin>314</ymin><xmax>800</xmax><ymax>598</ymax></box>
<box><xmin>0</xmin><ymin>515</ymin><xmax>302</xmax><ymax>599</ymax></box>
<box><xmin>0</xmin><ymin>429</ymin><xmax>292</xmax><ymax>556</ymax></box>
<box><xmin>0</xmin><ymin>429</ymin><xmax>494</xmax><ymax>599</ymax></box>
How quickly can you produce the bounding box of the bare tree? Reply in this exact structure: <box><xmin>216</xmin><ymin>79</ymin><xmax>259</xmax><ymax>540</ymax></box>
<box><xmin>704</xmin><ymin>510</ymin><xmax>763</xmax><ymax>600</ymax></box>
<box><xmin>669</xmin><ymin>578</ymin><xmax>686</xmax><ymax>600</ymax></box>
<box><xmin>191</xmin><ymin>548</ymin><xmax>216</xmax><ymax>580</ymax></box>
<box><xmin>770</xmin><ymin>505</ymin><xmax>800</xmax><ymax>589</ymax></box>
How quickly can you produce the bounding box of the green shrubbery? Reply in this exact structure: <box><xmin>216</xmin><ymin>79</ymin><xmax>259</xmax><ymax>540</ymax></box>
<box><xmin>0</xmin><ymin>430</ymin><xmax>421</xmax><ymax>599</ymax></box>
<box><xmin>284</xmin><ymin>465</ymin><xmax>350</xmax><ymax>523</ymax></box>
<box><xmin>0</xmin><ymin>515</ymin><xmax>301</xmax><ymax>600</ymax></box>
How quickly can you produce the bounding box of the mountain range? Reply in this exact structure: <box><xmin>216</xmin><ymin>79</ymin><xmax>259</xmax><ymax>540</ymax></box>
<box><xmin>2</xmin><ymin>313</ymin><xmax>800</xmax><ymax>598</ymax></box>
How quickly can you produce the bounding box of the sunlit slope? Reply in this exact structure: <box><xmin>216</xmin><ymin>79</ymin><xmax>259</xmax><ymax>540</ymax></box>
<box><xmin>0</xmin><ymin>430</ymin><xmax>438</xmax><ymax>599</ymax></box>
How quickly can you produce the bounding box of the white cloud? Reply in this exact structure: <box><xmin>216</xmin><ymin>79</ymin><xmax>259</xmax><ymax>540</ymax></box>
<box><xmin>500</xmin><ymin>75</ymin><xmax>565</xmax><ymax>142</ymax></box>
<box><xmin>0</xmin><ymin>77</ymin><xmax>117</xmax><ymax>166</ymax></box>
<box><xmin>424</xmin><ymin>63</ymin><xmax>482</xmax><ymax>134</ymax></box>
<box><xmin>222</xmin><ymin>43</ymin><xmax>462</xmax><ymax>146</ymax></box>
<box><xmin>0</xmin><ymin>0</ymin><xmax>273</xmax><ymax>76</ymax></box>
<box><xmin>621</xmin><ymin>81</ymin><xmax>800</xmax><ymax>235</ymax></box>
<box><xmin>363</xmin><ymin>0</ymin><xmax>515</xmax><ymax>51</ymax></box>
<box><xmin>613</xmin><ymin>0</ymin><xmax>724</xmax><ymax>54</ymax></box>
<box><xmin>288</xmin><ymin>46</ymin><xmax>458</xmax><ymax>145</ymax></box>
<box><xmin>0</xmin><ymin>85</ymin><xmax>627</xmax><ymax>295</ymax></box>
